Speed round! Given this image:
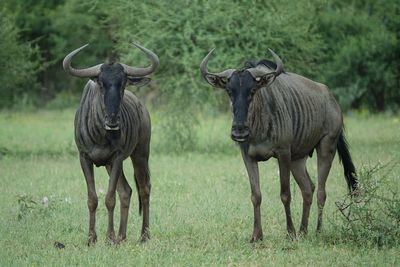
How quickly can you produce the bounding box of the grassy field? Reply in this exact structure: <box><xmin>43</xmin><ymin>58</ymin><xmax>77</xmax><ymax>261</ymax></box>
<box><xmin>0</xmin><ymin>109</ymin><xmax>399</xmax><ymax>266</ymax></box>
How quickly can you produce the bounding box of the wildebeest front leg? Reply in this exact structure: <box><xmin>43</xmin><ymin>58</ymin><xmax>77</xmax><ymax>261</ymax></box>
<box><xmin>278</xmin><ymin>151</ymin><xmax>296</xmax><ymax>238</ymax></box>
<box><xmin>105</xmin><ymin>160</ymin><xmax>123</xmax><ymax>244</ymax></box>
<box><xmin>106</xmin><ymin>166</ymin><xmax>132</xmax><ymax>243</ymax></box>
<box><xmin>79</xmin><ymin>154</ymin><xmax>98</xmax><ymax>246</ymax></box>
<box><xmin>131</xmin><ymin>154</ymin><xmax>151</xmax><ymax>242</ymax></box>
<box><xmin>240</xmin><ymin>146</ymin><xmax>263</xmax><ymax>242</ymax></box>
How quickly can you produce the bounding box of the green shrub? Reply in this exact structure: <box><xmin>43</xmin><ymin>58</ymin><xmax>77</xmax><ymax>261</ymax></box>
<box><xmin>0</xmin><ymin>9</ymin><xmax>41</xmax><ymax>109</ymax></box>
<box><xmin>1</xmin><ymin>0</ymin><xmax>399</xmax><ymax>113</ymax></box>
<box><xmin>316</xmin><ymin>0</ymin><xmax>400</xmax><ymax>111</ymax></box>
<box><xmin>112</xmin><ymin>0</ymin><xmax>323</xmax><ymax>150</ymax></box>
<box><xmin>334</xmin><ymin>163</ymin><xmax>400</xmax><ymax>248</ymax></box>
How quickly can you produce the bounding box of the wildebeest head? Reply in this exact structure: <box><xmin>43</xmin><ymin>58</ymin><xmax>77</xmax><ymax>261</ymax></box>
<box><xmin>63</xmin><ymin>43</ymin><xmax>159</xmax><ymax>131</ymax></box>
<box><xmin>200</xmin><ymin>49</ymin><xmax>283</xmax><ymax>142</ymax></box>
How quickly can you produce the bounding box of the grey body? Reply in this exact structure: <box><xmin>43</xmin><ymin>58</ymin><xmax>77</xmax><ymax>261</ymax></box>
<box><xmin>63</xmin><ymin>43</ymin><xmax>159</xmax><ymax>245</ymax></box>
<box><xmin>76</xmin><ymin>80</ymin><xmax>152</xmax><ymax>244</ymax></box>
<box><xmin>200</xmin><ymin>49</ymin><xmax>357</xmax><ymax>241</ymax></box>
<box><xmin>246</xmin><ymin>72</ymin><xmax>342</xmax><ymax>162</ymax></box>
<box><xmin>241</xmin><ymin>71</ymin><xmax>343</xmax><ymax>240</ymax></box>
<box><xmin>75</xmin><ymin>80</ymin><xmax>151</xmax><ymax>167</ymax></box>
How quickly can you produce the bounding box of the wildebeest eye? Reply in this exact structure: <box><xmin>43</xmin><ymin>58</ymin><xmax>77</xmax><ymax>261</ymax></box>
<box><xmin>226</xmin><ymin>88</ymin><xmax>233</xmax><ymax>97</ymax></box>
<box><xmin>250</xmin><ymin>87</ymin><xmax>258</xmax><ymax>96</ymax></box>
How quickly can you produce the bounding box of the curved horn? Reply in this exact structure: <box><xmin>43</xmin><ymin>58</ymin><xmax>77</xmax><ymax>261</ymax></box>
<box><xmin>247</xmin><ymin>48</ymin><xmax>284</xmax><ymax>78</ymax></box>
<box><xmin>121</xmin><ymin>42</ymin><xmax>159</xmax><ymax>77</ymax></box>
<box><xmin>200</xmin><ymin>48</ymin><xmax>235</xmax><ymax>80</ymax></box>
<box><xmin>63</xmin><ymin>44</ymin><xmax>102</xmax><ymax>78</ymax></box>
<box><xmin>268</xmin><ymin>48</ymin><xmax>283</xmax><ymax>75</ymax></box>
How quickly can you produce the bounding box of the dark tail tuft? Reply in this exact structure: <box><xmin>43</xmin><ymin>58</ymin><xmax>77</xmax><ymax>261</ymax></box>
<box><xmin>337</xmin><ymin>131</ymin><xmax>358</xmax><ymax>192</ymax></box>
<box><xmin>134</xmin><ymin>175</ymin><xmax>142</xmax><ymax>216</ymax></box>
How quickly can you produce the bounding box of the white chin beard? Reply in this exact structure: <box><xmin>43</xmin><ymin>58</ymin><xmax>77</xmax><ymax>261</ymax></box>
<box><xmin>104</xmin><ymin>125</ymin><xmax>120</xmax><ymax>131</ymax></box>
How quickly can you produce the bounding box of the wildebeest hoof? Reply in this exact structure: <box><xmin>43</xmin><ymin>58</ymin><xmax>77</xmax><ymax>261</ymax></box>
<box><xmin>106</xmin><ymin>238</ymin><xmax>117</xmax><ymax>245</ymax></box>
<box><xmin>117</xmin><ymin>235</ymin><xmax>127</xmax><ymax>244</ymax></box>
<box><xmin>106</xmin><ymin>232</ymin><xmax>117</xmax><ymax>245</ymax></box>
<box><xmin>250</xmin><ymin>236</ymin><xmax>263</xmax><ymax>243</ymax></box>
<box><xmin>250</xmin><ymin>232</ymin><xmax>263</xmax><ymax>243</ymax></box>
<box><xmin>140</xmin><ymin>232</ymin><xmax>150</xmax><ymax>243</ymax></box>
<box><xmin>298</xmin><ymin>228</ymin><xmax>308</xmax><ymax>237</ymax></box>
<box><xmin>87</xmin><ymin>234</ymin><xmax>97</xmax><ymax>246</ymax></box>
<box><xmin>286</xmin><ymin>232</ymin><xmax>297</xmax><ymax>241</ymax></box>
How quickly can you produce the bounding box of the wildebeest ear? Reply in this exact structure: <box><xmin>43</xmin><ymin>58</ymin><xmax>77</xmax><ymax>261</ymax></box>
<box><xmin>204</xmin><ymin>74</ymin><xmax>227</xmax><ymax>89</ymax></box>
<box><xmin>255</xmin><ymin>74</ymin><xmax>276</xmax><ymax>89</ymax></box>
<box><xmin>127</xmin><ymin>77</ymin><xmax>151</xmax><ymax>87</ymax></box>
<box><xmin>90</xmin><ymin>77</ymin><xmax>99</xmax><ymax>83</ymax></box>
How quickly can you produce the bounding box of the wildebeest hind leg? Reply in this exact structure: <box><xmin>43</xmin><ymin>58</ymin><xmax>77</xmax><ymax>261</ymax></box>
<box><xmin>316</xmin><ymin>135</ymin><xmax>337</xmax><ymax>233</ymax></box>
<box><xmin>290</xmin><ymin>157</ymin><xmax>315</xmax><ymax>235</ymax></box>
<box><xmin>131</xmin><ymin>154</ymin><xmax>151</xmax><ymax>242</ymax></box>
<box><xmin>80</xmin><ymin>154</ymin><xmax>98</xmax><ymax>246</ymax></box>
<box><xmin>106</xmin><ymin>166</ymin><xmax>132</xmax><ymax>243</ymax></box>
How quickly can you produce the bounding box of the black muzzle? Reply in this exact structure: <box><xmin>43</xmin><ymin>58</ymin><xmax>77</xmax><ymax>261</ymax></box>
<box><xmin>104</xmin><ymin>114</ymin><xmax>120</xmax><ymax>131</ymax></box>
<box><xmin>231</xmin><ymin>123</ymin><xmax>249</xmax><ymax>142</ymax></box>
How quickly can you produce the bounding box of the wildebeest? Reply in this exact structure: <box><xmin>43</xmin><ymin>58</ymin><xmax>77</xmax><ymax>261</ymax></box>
<box><xmin>200</xmin><ymin>48</ymin><xmax>357</xmax><ymax>241</ymax></box>
<box><xmin>63</xmin><ymin>43</ymin><xmax>159</xmax><ymax>245</ymax></box>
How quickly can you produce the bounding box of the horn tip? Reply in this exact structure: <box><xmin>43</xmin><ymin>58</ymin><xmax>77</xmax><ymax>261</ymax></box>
<box><xmin>79</xmin><ymin>43</ymin><xmax>90</xmax><ymax>50</ymax></box>
<box><xmin>203</xmin><ymin>48</ymin><xmax>216</xmax><ymax>59</ymax></box>
<box><xmin>267</xmin><ymin>48</ymin><xmax>283</xmax><ymax>74</ymax></box>
<box><xmin>131</xmin><ymin>42</ymin><xmax>142</xmax><ymax>49</ymax></box>
<box><xmin>267</xmin><ymin>48</ymin><xmax>276</xmax><ymax>55</ymax></box>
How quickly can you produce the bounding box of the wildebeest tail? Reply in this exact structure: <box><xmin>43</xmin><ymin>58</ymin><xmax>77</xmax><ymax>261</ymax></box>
<box><xmin>337</xmin><ymin>131</ymin><xmax>358</xmax><ymax>192</ymax></box>
<box><xmin>134</xmin><ymin>175</ymin><xmax>142</xmax><ymax>216</ymax></box>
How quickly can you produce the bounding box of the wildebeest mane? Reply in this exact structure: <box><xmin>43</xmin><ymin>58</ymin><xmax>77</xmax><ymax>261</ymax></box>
<box><xmin>244</xmin><ymin>59</ymin><xmax>286</xmax><ymax>73</ymax></box>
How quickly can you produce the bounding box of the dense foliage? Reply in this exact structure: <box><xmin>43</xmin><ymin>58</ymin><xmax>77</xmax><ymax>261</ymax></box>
<box><xmin>317</xmin><ymin>0</ymin><xmax>400</xmax><ymax>111</ymax></box>
<box><xmin>0</xmin><ymin>9</ymin><xmax>40</xmax><ymax>108</ymax></box>
<box><xmin>0</xmin><ymin>0</ymin><xmax>399</xmax><ymax>112</ymax></box>
<box><xmin>334</xmin><ymin>163</ymin><xmax>400</xmax><ymax>248</ymax></box>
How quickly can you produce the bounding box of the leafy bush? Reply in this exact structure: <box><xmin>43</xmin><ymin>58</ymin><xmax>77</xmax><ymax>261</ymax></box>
<box><xmin>16</xmin><ymin>194</ymin><xmax>38</xmax><ymax>220</ymax></box>
<box><xmin>316</xmin><ymin>0</ymin><xmax>400</xmax><ymax>111</ymax></box>
<box><xmin>1</xmin><ymin>0</ymin><xmax>400</xmax><ymax>114</ymax></box>
<box><xmin>0</xmin><ymin>9</ymin><xmax>41</xmax><ymax>109</ymax></box>
<box><xmin>334</xmin><ymin>163</ymin><xmax>400</xmax><ymax>248</ymax></box>
<box><xmin>1</xmin><ymin>0</ymin><xmax>115</xmax><ymax>106</ymax></box>
<box><xmin>111</xmin><ymin>0</ymin><xmax>323</xmax><ymax>151</ymax></box>
<box><xmin>15</xmin><ymin>193</ymin><xmax>69</xmax><ymax>221</ymax></box>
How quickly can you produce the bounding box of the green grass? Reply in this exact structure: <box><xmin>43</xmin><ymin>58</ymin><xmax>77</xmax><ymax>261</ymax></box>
<box><xmin>0</xmin><ymin>109</ymin><xmax>399</xmax><ymax>266</ymax></box>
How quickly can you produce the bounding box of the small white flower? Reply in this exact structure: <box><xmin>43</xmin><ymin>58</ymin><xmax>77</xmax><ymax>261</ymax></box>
<box><xmin>42</xmin><ymin>196</ymin><xmax>49</xmax><ymax>207</ymax></box>
<box><xmin>64</xmin><ymin>197</ymin><xmax>72</xmax><ymax>204</ymax></box>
